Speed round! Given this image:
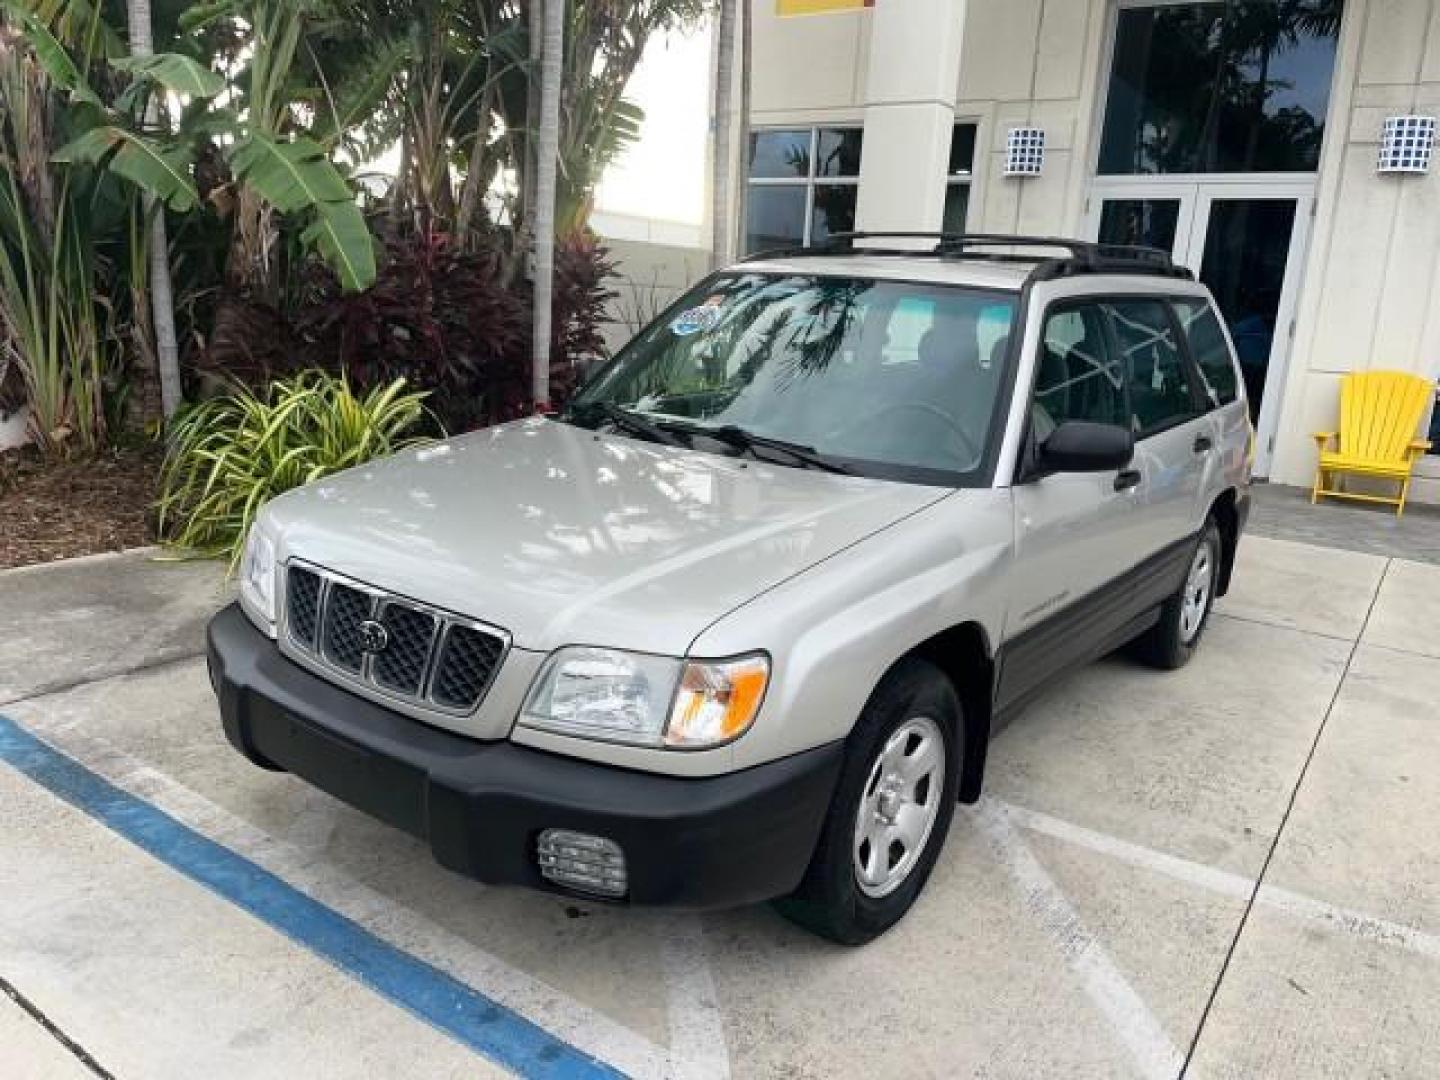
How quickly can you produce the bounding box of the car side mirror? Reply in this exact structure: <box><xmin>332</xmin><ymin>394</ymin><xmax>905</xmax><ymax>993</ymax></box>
<box><xmin>1038</xmin><ymin>421</ymin><xmax>1134</xmax><ymax>474</ymax></box>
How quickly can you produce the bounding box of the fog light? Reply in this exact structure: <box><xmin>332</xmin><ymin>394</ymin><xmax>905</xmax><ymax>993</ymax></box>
<box><xmin>536</xmin><ymin>830</ymin><xmax>628</xmax><ymax>898</ymax></box>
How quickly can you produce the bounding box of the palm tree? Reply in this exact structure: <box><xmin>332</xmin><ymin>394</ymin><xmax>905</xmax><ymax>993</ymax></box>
<box><xmin>531</xmin><ymin>0</ymin><xmax>564</xmax><ymax>410</ymax></box>
<box><xmin>710</xmin><ymin>0</ymin><xmax>736</xmax><ymax>267</ymax></box>
<box><xmin>125</xmin><ymin>0</ymin><xmax>183</xmax><ymax>420</ymax></box>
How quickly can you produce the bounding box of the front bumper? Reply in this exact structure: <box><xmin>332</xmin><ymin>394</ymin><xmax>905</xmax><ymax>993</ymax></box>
<box><xmin>207</xmin><ymin>604</ymin><xmax>842</xmax><ymax>908</ymax></box>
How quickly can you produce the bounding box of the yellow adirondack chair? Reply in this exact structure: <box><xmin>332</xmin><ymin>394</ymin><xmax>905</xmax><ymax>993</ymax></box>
<box><xmin>1312</xmin><ymin>370</ymin><xmax>1435</xmax><ymax>516</ymax></box>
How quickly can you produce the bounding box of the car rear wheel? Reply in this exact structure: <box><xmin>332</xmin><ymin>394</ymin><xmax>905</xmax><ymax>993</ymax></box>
<box><xmin>774</xmin><ymin>658</ymin><xmax>961</xmax><ymax>945</ymax></box>
<box><xmin>1131</xmin><ymin>517</ymin><xmax>1223</xmax><ymax>670</ymax></box>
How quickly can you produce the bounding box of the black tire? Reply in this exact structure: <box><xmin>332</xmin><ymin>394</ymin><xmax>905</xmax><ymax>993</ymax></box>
<box><xmin>774</xmin><ymin>657</ymin><xmax>962</xmax><ymax>946</ymax></box>
<box><xmin>1131</xmin><ymin>517</ymin><xmax>1223</xmax><ymax>671</ymax></box>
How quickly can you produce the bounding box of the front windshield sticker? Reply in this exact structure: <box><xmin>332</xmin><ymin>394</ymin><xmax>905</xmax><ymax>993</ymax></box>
<box><xmin>670</xmin><ymin>298</ymin><xmax>725</xmax><ymax>337</ymax></box>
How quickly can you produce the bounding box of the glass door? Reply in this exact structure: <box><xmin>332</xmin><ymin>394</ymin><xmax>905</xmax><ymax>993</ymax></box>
<box><xmin>1089</xmin><ymin>183</ymin><xmax>1195</xmax><ymax>263</ymax></box>
<box><xmin>1087</xmin><ymin>180</ymin><xmax>1313</xmax><ymax>476</ymax></box>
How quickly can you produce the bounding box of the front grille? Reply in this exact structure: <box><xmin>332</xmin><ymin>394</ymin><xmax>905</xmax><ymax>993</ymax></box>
<box><xmin>372</xmin><ymin>604</ymin><xmax>437</xmax><ymax>695</ymax></box>
<box><xmin>323</xmin><ymin>583</ymin><xmax>373</xmax><ymax>673</ymax></box>
<box><xmin>432</xmin><ymin>625</ymin><xmax>507</xmax><ymax>709</ymax></box>
<box><xmin>287</xmin><ymin>568</ymin><xmax>322</xmax><ymax>647</ymax></box>
<box><xmin>283</xmin><ymin>563</ymin><xmax>508</xmax><ymax>714</ymax></box>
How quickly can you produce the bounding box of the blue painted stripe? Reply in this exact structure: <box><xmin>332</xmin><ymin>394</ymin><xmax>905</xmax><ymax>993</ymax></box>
<box><xmin>0</xmin><ymin>713</ymin><xmax>628</xmax><ymax>1080</ymax></box>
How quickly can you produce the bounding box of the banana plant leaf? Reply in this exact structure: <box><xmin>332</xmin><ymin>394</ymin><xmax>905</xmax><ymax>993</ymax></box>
<box><xmin>230</xmin><ymin>135</ymin><xmax>376</xmax><ymax>291</ymax></box>
<box><xmin>111</xmin><ymin>53</ymin><xmax>226</xmax><ymax>99</ymax></box>
<box><xmin>53</xmin><ymin>126</ymin><xmax>200</xmax><ymax>212</ymax></box>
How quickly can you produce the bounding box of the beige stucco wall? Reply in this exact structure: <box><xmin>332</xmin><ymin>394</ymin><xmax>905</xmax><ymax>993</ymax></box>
<box><xmin>1269</xmin><ymin>0</ymin><xmax>1440</xmax><ymax>501</ymax></box>
<box><xmin>598</xmin><ymin>238</ymin><xmax>713</xmax><ymax>355</ymax></box>
<box><xmin>956</xmin><ymin>0</ymin><xmax>1109</xmax><ymax>238</ymax></box>
<box><xmin>751</xmin><ymin>1</ymin><xmax>870</xmax><ymax>121</ymax></box>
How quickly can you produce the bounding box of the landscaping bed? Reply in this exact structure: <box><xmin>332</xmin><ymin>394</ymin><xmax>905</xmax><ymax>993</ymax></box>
<box><xmin>0</xmin><ymin>443</ymin><xmax>161</xmax><ymax>570</ymax></box>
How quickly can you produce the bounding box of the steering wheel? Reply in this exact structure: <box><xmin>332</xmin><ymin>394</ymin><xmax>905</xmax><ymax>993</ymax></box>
<box><xmin>828</xmin><ymin>401</ymin><xmax>980</xmax><ymax>464</ymax></box>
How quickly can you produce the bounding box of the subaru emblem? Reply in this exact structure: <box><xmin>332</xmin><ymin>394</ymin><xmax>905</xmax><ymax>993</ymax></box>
<box><xmin>357</xmin><ymin>619</ymin><xmax>390</xmax><ymax>654</ymax></box>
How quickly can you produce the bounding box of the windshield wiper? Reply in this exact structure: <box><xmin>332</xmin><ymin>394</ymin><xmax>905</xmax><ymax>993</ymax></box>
<box><xmin>686</xmin><ymin>423</ymin><xmax>852</xmax><ymax>475</ymax></box>
<box><xmin>571</xmin><ymin>402</ymin><xmax>688</xmax><ymax>448</ymax></box>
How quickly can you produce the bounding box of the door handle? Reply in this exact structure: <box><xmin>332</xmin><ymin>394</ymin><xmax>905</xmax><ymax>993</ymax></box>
<box><xmin>1114</xmin><ymin>469</ymin><xmax>1142</xmax><ymax>492</ymax></box>
<box><xmin>1193</xmin><ymin>434</ymin><xmax>1214</xmax><ymax>454</ymax></box>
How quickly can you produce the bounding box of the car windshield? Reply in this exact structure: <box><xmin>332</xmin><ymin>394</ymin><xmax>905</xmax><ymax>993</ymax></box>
<box><xmin>568</xmin><ymin>273</ymin><xmax>1019</xmax><ymax>481</ymax></box>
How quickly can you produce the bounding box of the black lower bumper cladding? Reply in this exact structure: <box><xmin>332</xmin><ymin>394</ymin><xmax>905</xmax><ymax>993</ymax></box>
<box><xmin>207</xmin><ymin>604</ymin><xmax>842</xmax><ymax>909</ymax></box>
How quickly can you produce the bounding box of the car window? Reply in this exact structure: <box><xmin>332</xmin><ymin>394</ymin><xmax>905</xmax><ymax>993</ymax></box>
<box><xmin>1105</xmin><ymin>299</ymin><xmax>1198</xmax><ymax>436</ymax></box>
<box><xmin>1173</xmin><ymin>298</ymin><xmax>1238</xmax><ymax>408</ymax></box>
<box><xmin>1032</xmin><ymin>304</ymin><xmax>1127</xmax><ymax>441</ymax></box>
<box><xmin>572</xmin><ymin>273</ymin><xmax>1019</xmax><ymax>479</ymax></box>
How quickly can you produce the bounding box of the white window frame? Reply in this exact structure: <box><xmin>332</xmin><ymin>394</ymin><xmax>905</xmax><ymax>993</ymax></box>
<box><xmin>746</xmin><ymin>126</ymin><xmax>862</xmax><ymax>248</ymax></box>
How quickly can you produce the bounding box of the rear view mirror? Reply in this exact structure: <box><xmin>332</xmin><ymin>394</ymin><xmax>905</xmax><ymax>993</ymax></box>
<box><xmin>1038</xmin><ymin>421</ymin><xmax>1134</xmax><ymax>474</ymax></box>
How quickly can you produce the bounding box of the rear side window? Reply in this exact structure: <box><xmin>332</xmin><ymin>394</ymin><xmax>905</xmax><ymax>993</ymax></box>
<box><xmin>1104</xmin><ymin>299</ymin><xmax>1198</xmax><ymax>436</ymax></box>
<box><xmin>1173</xmin><ymin>299</ymin><xmax>1238</xmax><ymax>408</ymax></box>
<box><xmin>1032</xmin><ymin>304</ymin><xmax>1128</xmax><ymax>440</ymax></box>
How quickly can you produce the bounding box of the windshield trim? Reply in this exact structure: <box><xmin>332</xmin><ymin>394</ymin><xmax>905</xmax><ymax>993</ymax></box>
<box><xmin>567</xmin><ymin>269</ymin><xmax>1026</xmax><ymax>490</ymax></box>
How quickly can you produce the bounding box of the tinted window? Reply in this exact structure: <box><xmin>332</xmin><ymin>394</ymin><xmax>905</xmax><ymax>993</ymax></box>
<box><xmin>1174</xmin><ymin>299</ymin><xmax>1238</xmax><ymax>407</ymax></box>
<box><xmin>811</xmin><ymin>185</ymin><xmax>857</xmax><ymax>243</ymax></box>
<box><xmin>744</xmin><ymin>187</ymin><xmax>806</xmax><ymax>252</ymax></box>
<box><xmin>1032</xmin><ymin>305</ymin><xmax>1128</xmax><ymax>440</ymax></box>
<box><xmin>575</xmin><ymin>275</ymin><xmax>1019</xmax><ymax>478</ymax></box>
<box><xmin>1105</xmin><ymin>300</ymin><xmax>1198</xmax><ymax>435</ymax></box>
<box><xmin>749</xmin><ymin>130</ymin><xmax>811</xmax><ymax>179</ymax></box>
<box><xmin>1099</xmin><ymin>2</ymin><xmax>1343</xmax><ymax>175</ymax></box>
<box><xmin>815</xmin><ymin>128</ymin><xmax>863</xmax><ymax>177</ymax></box>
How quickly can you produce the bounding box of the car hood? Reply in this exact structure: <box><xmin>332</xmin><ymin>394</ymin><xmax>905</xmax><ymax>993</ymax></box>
<box><xmin>264</xmin><ymin>418</ymin><xmax>952</xmax><ymax>654</ymax></box>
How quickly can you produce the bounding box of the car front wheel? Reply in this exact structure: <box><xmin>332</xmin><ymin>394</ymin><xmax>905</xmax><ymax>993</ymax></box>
<box><xmin>774</xmin><ymin>658</ymin><xmax>961</xmax><ymax>945</ymax></box>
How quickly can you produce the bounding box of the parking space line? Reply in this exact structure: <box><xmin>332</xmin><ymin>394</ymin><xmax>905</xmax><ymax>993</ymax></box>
<box><xmin>659</xmin><ymin>919</ymin><xmax>732</xmax><ymax>1080</ymax></box>
<box><xmin>969</xmin><ymin>801</ymin><xmax>1186</xmax><ymax>1080</ymax></box>
<box><xmin>1002</xmin><ymin>799</ymin><xmax>1440</xmax><ymax>964</ymax></box>
<box><xmin>0</xmin><ymin>712</ymin><xmax>629</xmax><ymax>1080</ymax></box>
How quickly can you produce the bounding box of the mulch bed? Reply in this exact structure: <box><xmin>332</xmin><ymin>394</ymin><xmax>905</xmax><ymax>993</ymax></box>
<box><xmin>0</xmin><ymin>442</ymin><xmax>163</xmax><ymax>570</ymax></box>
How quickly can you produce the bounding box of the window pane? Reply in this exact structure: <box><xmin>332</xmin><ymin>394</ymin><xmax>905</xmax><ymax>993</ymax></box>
<box><xmin>949</xmin><ymin>124</ymin><xmax>978</xmax><ymax>175</ymax></box>
<box><xmin>1174</xmin><ymin>299</ymin><xmax>1238</xmax><ymax>407</ymax></box>
<box><xmin>744</xmin><ymin>185</ymin><xmax>807</xmax><ymax>253</ymax></box>
<box><xmin>1106</xmin><ymin>300</ymin><xmax>1198</xmax><ymax>435</ymax></box>
<box><xmin>816</xmin><ymin>128</ymin><xmax>863</xmax><ymax>177</ymax></box>
<box><xmin>943</xmin><ymin>184</ymin><xmax>970</xmax><ymax>233</ymax></box>
<box><xmin>1196</xmin><ymin>198</ymin><xmax>1297</xmax><ymax>421</ymax></box>
<box><xmin>1098</xmin><ymin>198</ymin><xmax>1181</xmax><ymax>254</ymax></box>
<box><xmin>811</xmin><ymin>184</ymin><xmax>857</xmax><ymax>244</ymax></box>
<box><xmin>1033</xmin><ymin>306</ymin><xmax>1128</xmax><ymax>440</ymax></box>
<box><xmin>749</xmin><ymin>130</ymin><xmax>811</xmax><ymax>179</ymax></box>
<box><xmin>1099</xmin><ymin>2</ymin><xmax>1343</xmax><ymax>175</ymax></box>
<box><xmin>575</xmin><ymin>275</ymin><xmax>1018</xmax><ymax>477</ymax></box>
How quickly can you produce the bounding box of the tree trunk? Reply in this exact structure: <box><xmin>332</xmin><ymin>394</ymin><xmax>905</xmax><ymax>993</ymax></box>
<box><xmin>126</xmin><ymin>0</ymin><xmax>183</xmax><ymax>420</ymax></box>
<box><xmin>531</xmin><ymin>0</ymin><xmax>564</xmax><ymax>411</ymax></box>
<box><xmin>522</xmin><ymin>0</ymin><xmax>544</xmax><ymax>237</ymax></box>
<box><xmin>736</xmin><ymin>0</ymin><xmax>752</xmax><ymax>259</ymax></box>
<box><xmin>710</xmin><ymin>0</ymin><xmax>737</xmax><ymax>268</ymax></box>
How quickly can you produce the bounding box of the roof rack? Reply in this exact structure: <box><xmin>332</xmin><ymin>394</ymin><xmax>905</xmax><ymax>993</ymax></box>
<box><xmin>739</xmin><ymin>231</ymin><xmax>1194</xmax><ymax>283</ymax></box>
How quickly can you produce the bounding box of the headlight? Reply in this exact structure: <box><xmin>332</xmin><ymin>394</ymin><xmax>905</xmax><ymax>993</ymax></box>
<box><xmin>238</xmin><ymin>522</ymin><xmax>278</xmax><ymax>628</ymax></box>
<box><xmin>520</xmin><ymin>648</ymin><xmax>769</xmax><ymax>749</ymax></box>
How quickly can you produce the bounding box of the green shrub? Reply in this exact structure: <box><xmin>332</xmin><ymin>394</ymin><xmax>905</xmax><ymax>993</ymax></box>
<box><xmin>158</xmin><ymin>371</ymin><xmax>432</xmax><ymax>565</ymax></box>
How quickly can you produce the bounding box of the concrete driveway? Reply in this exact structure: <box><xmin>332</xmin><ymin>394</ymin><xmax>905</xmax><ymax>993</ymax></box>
<box><xmin>1</xmin><ymin>530</ymin><xmax>1437</xmax><ymax>1079</ymax></box>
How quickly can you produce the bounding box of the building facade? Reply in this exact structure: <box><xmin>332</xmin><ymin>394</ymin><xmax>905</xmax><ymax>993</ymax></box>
<box><xmin>743</xmin><ymin>0</ymin><xmax>1440</xmax><ymax>501</ymax></box>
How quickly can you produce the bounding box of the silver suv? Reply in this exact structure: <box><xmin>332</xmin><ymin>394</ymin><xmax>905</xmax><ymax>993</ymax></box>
<box><xmin>208</xmin><ymin>234</ymin><xmax>1252</xmax><ymax>944</ymax></box>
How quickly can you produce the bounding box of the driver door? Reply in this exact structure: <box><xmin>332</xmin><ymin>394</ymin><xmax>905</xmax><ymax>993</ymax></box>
<box><xmin>999</xmin><ymin>301</ymin><xmax>1141</xmax><ymax>715</ymax></box>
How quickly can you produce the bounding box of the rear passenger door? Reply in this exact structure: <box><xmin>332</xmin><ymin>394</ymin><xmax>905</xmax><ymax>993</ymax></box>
<box><xmin>1104</xmin><ymin>298</ymin><xmax>1212</xmax><ymax>560</ymax></box>
<box><xmin>1174</xmin><ymin>297</ymin><xmax>1253</xmax><ymax>491</ymax></box>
